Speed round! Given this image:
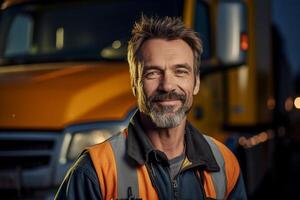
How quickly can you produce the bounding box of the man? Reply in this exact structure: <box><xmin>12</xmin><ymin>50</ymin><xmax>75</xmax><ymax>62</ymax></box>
<box><xmin>55</xmin><ymin>16</ymin><xmax>247</xmax><ymax>200</ymax></box>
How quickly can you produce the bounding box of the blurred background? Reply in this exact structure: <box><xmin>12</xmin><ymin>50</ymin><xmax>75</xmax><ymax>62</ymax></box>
<box><xmin>0</xmin><ymin>0</ymin><xmax>299</xmax><ymax>199</ymax></box>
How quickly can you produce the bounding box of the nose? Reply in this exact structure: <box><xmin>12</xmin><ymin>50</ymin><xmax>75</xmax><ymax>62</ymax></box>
<box><xmin>158</xmin><ymin>71</ymin><xmax>176</xmax><ymax>92</ymax></box>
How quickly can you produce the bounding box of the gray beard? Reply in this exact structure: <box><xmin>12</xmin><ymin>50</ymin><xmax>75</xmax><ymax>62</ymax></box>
<box><xmin>148</xmin><ymin>103</ymin><xmax>189</xmax><ymax>128</ymax></box>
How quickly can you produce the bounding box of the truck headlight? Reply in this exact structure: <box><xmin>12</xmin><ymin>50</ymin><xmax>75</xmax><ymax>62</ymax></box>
<box><xmin>59</xmin><ymin>109</ymin><xmax>136</xmax><ymax>163</ymax></box>
<box><xmin>67</xmin><ymin>128</ymin><xmax>117</xmax><ymax>160</ymax></box>
<box><xmin>59</xmin><ymin>124</ymin><xmax>126</xmax><ymax>163</ymax></box>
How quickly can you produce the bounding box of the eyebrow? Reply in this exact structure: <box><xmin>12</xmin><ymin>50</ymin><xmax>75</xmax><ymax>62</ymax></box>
<box><xmin>143</xmin><ymin>65</ymin><xmax>161</xmax><ymax>70</ymax></box>
<box><xmin>143</xmin><ymin>63</ymin><xmax>192</xmax><ymax>71</ymax></box>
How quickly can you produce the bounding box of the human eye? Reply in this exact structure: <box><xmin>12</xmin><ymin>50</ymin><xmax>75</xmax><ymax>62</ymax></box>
<box><xmin>175</xmin><ymin>68</ymin><xmax>189</xmax><ymax>76</ymax></box>
<box><xmin>144</xmin><ymin>69</ymin><xmax>160</xmax><ymax>79</ymax></box>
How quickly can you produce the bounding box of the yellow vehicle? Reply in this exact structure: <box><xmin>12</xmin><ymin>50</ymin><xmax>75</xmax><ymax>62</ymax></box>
<box><xmin>1</xmin><ymin>0</ymin><xmax>293</xmax><ymax>199</ymax></box>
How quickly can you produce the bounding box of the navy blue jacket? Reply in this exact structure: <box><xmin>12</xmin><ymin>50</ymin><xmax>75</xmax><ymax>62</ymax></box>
<box><xmin>55</xmin><ymin>114</ymin><xmax>247</xmax><ymax>200</ymax></box>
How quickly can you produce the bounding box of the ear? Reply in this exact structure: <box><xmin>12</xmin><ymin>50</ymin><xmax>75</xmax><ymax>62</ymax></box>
<box><xmin>193</xmin><ymin>76</ymin><xmax>200</xmax><ymax>95</ymax></box>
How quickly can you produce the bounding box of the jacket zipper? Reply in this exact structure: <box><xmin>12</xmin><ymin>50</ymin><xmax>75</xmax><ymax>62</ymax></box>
<box><xmin>147</xmin><ymin>161</ymin><xmax>206</xmax><ymax>200</ymax></box>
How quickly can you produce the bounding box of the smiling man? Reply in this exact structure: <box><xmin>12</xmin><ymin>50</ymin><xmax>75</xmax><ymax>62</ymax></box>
<box><xmin>135</xmin><ymin>38</ymin><xmax>199</xmax><ymax>161</ymax></box>
<box><xmin>140</xmin><ymin>39</ymin><xmax>197</xmax><ymax>128</ymax></box>
<box><xmin>55</xmin><ymin>16</ymin><xmax>247</xmax><ymax>200</ymax></box>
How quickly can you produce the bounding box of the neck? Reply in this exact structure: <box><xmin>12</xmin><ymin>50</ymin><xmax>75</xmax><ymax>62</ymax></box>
<box><xmin>140</xmin><ymin>113</ymin><xmax>186</xmax><ymax>160</ymax></box>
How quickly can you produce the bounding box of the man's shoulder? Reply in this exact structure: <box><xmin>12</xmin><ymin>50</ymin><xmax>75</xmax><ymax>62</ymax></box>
<box><xmin>69</xmin><ymin>152</ymin><xmax>98</xmax><ymax>182</ymax></box>
<box><xmin>54</xmin><ymin>152</ymin><xmax>102</xmax><ymax>200</ymax></box>
<box><xmin>186</xmin><ymin>123</ymin><xmax>236</xmax><ymax>161</ymax></box>
<box><xmin>205</xmin><ymin>136</ymin><xmax>242</xmax><ymax>192</ymax></box>
<box><xmin>72</xmin><ymin>152</ymin><xmax>93</xmax><ymax>170</ymax></box>
<box><xmin>206</xmin><ymin>136</ymin><xmax>238</xmax><ymax>163</ymax></box>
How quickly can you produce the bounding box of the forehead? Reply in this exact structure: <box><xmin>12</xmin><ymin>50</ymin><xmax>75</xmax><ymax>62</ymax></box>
<box><xmin>140</xmin><ymin>39</ymin><xmax>194</xmax><ymax>67</ymax></box>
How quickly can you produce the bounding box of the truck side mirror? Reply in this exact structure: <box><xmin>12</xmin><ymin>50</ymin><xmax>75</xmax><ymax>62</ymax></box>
<box><xmin>216</xmin><ymin>2</ymin><xmax>247</xmax><ymax>64</ymax></box>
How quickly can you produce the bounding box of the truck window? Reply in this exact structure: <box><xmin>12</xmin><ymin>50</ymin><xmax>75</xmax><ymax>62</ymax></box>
<box><xmin>216</xmin><ymin>1</ymin><xmax>247</xmax><ymax>64</ymax></box>
<box><xmin>5</xmin><ymin>14</ymin><xmax>33</xmax><ymax>56</ymax></box>
<box><xmin>194</xmin><ymin>1</ymin><xmax>211</xmax><ymax>60</ymax></box>
<box><xmin>0</xmin><ymin>0</ymin><xmax>184</xmax><ymax>65</ymax></box>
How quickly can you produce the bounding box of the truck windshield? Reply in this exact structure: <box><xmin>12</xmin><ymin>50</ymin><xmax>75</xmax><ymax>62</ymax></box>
<box><xmin>0</xmin><ymin>0</ymin><xmax>184</xmax><ymax>65</ymax></box>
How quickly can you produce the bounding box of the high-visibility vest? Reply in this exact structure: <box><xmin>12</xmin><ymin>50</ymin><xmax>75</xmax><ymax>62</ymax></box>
<box><xmin>88</xmin><ymin>130</ymin><xmax>240</xmax><ymax>200</ymax></box>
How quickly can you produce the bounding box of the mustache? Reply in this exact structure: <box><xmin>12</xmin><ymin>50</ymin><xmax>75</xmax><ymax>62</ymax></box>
<box><xmin>149</xmin><ymin>91</ymin><xmax>186</xmax><ymax>102</ymax></box>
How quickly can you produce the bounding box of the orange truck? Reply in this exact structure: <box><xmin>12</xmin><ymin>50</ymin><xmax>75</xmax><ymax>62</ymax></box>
<box><xmin>0</xmin><ymin>0</ymin><xmax>285</xmax><ymax>199</ymax></box>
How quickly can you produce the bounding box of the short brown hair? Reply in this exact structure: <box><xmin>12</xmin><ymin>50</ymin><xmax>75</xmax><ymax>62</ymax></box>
<box><xmin>127</xmin><ymin>15</ymin><xmax>203</xmax><ymax>94</ymax></box>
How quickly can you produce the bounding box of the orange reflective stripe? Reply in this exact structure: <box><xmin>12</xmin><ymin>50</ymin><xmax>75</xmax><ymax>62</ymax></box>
<box><xmin>203</xmin><ymin>171</ymin><xmax>217</xmax><ymax>199</ymax></box>
<box><xmin>210</xmin><ymin>138</ymin><xmax>240</xmax><ymax>198</ymax></box>
<box><xmin>203</xmin><ymin>135</ymin><xmax>227</xmax><ymax>199</ymax></box>
<box><xmin>88</xmin><ymin>142</ymin><xmax>117</xmax><ymax>199</ymax></box>
<box><xmin>137</xmin><ymin>165</ymin><xmax>159</xmax><ymax>200</ymax></box>
<box><xmin>88</xmin><ymin>131</ymin><xmax>158</xmax><ymax>199</ymax></box>
<box><xmin>88</xmin><ymin>131</ymin><xmax>239</xmax><ymax>200</ymax></box>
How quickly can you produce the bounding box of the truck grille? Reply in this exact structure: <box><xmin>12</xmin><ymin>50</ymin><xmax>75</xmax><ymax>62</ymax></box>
<box><xmin>0</xmin><ymin>140</ymin><xmax>54</xmax><ymax>151</ymax></box>
<box><xmin>0</xmin><ymin>132</ymin><xmax>60</xmax><ymax>170</ymax></box>
<box><xmin>0</xmin><ymin>155</ymin><xmax>51</xmax><ymax>170</ymax></box>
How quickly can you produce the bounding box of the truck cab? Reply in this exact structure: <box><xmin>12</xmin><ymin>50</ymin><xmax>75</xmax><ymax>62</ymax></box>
<box><xmin>0</xmin><ymin>1</ymin><xmax>189</xmax><ymax>198</ymax></box>
<box><xmin>0</xmin><ymin>0</ymin><xmax>284</xmax><ymax>199</ymax></box>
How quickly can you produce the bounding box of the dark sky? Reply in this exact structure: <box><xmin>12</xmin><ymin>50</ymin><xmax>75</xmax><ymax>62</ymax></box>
<box><xmin>272</xmin><ymin>0</ymin><xmax>300</xmax><ymax>76</ymax></box>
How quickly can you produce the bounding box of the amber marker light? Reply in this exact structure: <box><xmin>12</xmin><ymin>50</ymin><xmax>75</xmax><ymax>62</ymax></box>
<box><xmin>240</xmin><ymin>32</ymin><xmax>249</xmax><ymax>51</ymax></box>
<box><xmin>267</xmin><ymin>97</ymin><xmax>276</xmax><ymax>110</ymax></box>
<box><xmin>285</xmin><ymin>97</ymin><xmax>294</xmax><ymax>111</ymax></box>
<box><xmin>294</xmin><ymin>97</ymin><xmax>300</xmax><ymax>109</ymax></box>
